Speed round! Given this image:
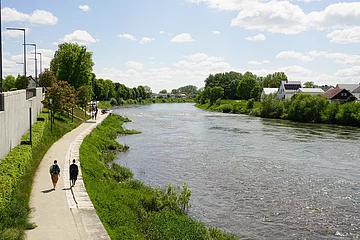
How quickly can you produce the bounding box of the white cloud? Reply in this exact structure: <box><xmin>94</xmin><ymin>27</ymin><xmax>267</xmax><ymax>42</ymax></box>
<box><xmin>118</xmin><ymin>33</ymin><xmax>137</xmax><ymax>41</ymax></box>
<box><xmin>63</xmin><ymin>30</ymin><xmax>96</xmax><ymax>45</ymax></box>
<box><xmin>185</xmin><ymin>53</ymin><xmax>224</xmax><ymax>62</ymax></box>
<box><xmin>212</xmin><ymin>31</ymin><xmax>221</xmax><ymax>35</ymax></box>
<box><xmin>140</xmin><ymin>37</ymin><xmax>155</xmax><ymax>44</ymax></box>
<box><xmin>171</xmin><ymin>33</ymin><xmax>194</xmax><ymax>43</ymax></box>
<box><xmin>185</xmin><ymin>0</ymin><xmax>248</xmax><ymax>11</ymax></box>
<box><xmin>327</xmin><ymin>27</ymin><xmax>360</xmax><ymax>44</ymax></box>
<box><xmin>126</xmin><ymin>61</ymin><xmax>144</xmax><ymax>69</ymax></box>
<box><xmin>2</xmin><ymin>7</ymin><xmax>58</xmax><ymax>25</ymax></box>
<box><xmin>276</xmin><ymin>51</ymin><xmax>314</xmax><ymax>62</ymax></box>
<box><xmin>278</xmin><ymin>65</ymin><xmax>313</xmax><ymax>76</ymax></box>
<box><xmin>248</xmin><ymin>60</ymin><xmax>269</xmax><ymax>65</ymax></box>
<box><xmin>245</xmin><ymin>33</ymin><xmax>266</xmax><ymax>41</ymax></box>
<box><xmin>307</xmin><ymin>2</ymin><xmax>360</xmax><ymax>30</ymax></box>
<box><xmin>231</xmin><ymin>1</ymin><xmax>307</xmax><ymax>35</ymax></box>
<box><xmin>159</xmin><ymin>31</ymin><xmax>165</xmax><ymax>34</ymax></box>
<box><xmin>335</xmin><ymin>66</ymin><xmax>360</xmax><ymax>80</ymax></box>
<box><xmin>79</xmin><ymin>5</ymin><xmax>90</xmax><ymax>11</ymax></box>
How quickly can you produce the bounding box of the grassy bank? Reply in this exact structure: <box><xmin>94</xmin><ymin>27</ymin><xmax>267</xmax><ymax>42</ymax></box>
<box><xmin>0</xmin><ymin>108</ymin><xmax>86</xmax><ymax>240</ymax></box>
<box><xmin>80</xmin><ymin>114</ymin><xmax>238</xmax><ymax>240</ymax></box>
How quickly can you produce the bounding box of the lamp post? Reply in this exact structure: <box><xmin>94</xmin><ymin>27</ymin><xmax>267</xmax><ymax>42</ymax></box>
<box><xmin>49</xmin><ymin>98</ymin><xmax>53</xmax><ymax>132</ymax></box>
<box><xmin>6</xmin><ymin>27</ymin><xmax>26</xmax><ymax>89</ymax></box>
<box><xmin>32</xmin><ymin>52</ymin><xmax>42</xmax><ymax>74</ymax></box>
<box><xmin>0</xmin><ymin>0</ymin><xmax>3</xmax><ymax>93</ymax></box>
<box><xmin>25</xmin><ymin>43</ymin><xmax>37</xmax><ymax>87</ymax></box>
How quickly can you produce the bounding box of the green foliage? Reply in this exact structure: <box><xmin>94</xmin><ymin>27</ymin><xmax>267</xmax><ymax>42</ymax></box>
<box><xmin>38</xmin><ymin>69</ymin><xmax>56</xmax><ymax>88</ymax></box>
<box><xmin>237</xmin><ymin>72</ymin><xmax>261</xmax><ymax>100</ymax></box>
<box><xmin>42</xmin><ymin>80</ymin><xmax>77</xmax><ymax>116</ymax></box>
<box><xmin>110</xmin><ymin>98</ymin><xmax>118</xmax><ymax>106</ymax></box>
<box><xmin>51</xmin><ymin>43</ymin><xmax>94</xmax><ymax>89</ymax></box>
<box><xmin>247</xmin><ymin>99</ymin><xmax>254</xmax><ymax>109</ymax></box>
<box><xmin>77</xmin><ymin>85</ymin><xmax>93</xmax><ymax>113</ymax></box>
<box><xmin>159</xmin><ymin>89</ymin><xmax>167</xmax><ymax>94</ymax></box>
<box><xmin>3</xmin><ymin>75</ymin><xmax>16</xmax><ymax>92</ymax></box>
<box><xmin>260</xmin><ymin>93</ymin><xmax>285</xmax><ymax>119</ymax></box>
<box><xmin>262</xmin><ymin>72</ymin><xmax>287</xmax><ymax>88</ymax></box>
<box><xmin>14</xmin><ymin>75</ymin><xmax>29</xmax><ymax>90</ymax></box>
<box><xmin>210</xmin><ymin>86</ymin><xmax>224</xmax><ymax>105</ymax></box>
<box><xmin>287</xmin><ymin>94</ymin><xmax>328</xmax><ymax>123</ymax></box>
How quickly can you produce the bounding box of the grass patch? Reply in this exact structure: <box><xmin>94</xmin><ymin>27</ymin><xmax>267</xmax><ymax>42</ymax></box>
<box><xmin>80</xmin><ymin>114</ymin><xmax>239</xmax><ymax>240</ymax></box>
<box><xmin>0</xmin><ymin>108</ymin><xmax>83</xmax><ymax>240</ymax></box>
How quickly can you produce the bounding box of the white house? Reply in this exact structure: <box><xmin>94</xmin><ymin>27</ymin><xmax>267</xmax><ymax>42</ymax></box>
<box><xmin>261</xmin><ymin>88</ymin><xmax>278</xmax><ymax>101</ymax></box>
<box><xmin>296</xmin><ymin>88</ymin><xmax>324</xmax><ymax>96</ymax></box>
<box><xmin>278</xmin><ymin>81</ymin><xmax>302</xmax><ymax>99</ymax></box>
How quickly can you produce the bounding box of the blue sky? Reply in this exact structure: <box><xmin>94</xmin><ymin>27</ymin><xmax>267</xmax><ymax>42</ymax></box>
<box><xmin>2</xmin><ymin>0</ymin><xmax>360</xmax><ymax>93</ymax></box>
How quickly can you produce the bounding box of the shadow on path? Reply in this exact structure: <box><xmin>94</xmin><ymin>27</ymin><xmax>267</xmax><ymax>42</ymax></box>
<box><xmin>41</xmin><ymin>189</ymin><xmax>55</xmax><ymax>193</ymax></box>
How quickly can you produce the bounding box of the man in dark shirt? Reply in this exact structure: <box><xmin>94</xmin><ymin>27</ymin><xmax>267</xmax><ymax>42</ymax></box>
<box><xmin>69</xmin><ymin>159</ymin><xmax>79</xmax><ymax>187</ymax></box>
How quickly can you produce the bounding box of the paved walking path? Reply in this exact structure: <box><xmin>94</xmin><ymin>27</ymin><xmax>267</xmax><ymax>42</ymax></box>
<box><xmin>26</xmin><ymin>112</ymin><xmax>111</xmax><ymax>240</ymax></box>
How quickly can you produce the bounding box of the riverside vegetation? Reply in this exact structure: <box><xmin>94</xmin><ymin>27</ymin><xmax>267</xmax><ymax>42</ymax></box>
<box><xmin>79</xmin><ymin>114</ymin><xmax>238</xmax><ymax>240</ymax></box>
<box><xmin>196</xmin><ymin>93</ymin><xmax>360</xmax><ymax>127</ymax></box>
<box><xmin>0</xmin><ymin>108</ymin><xmax>86</xmax><ymax>240</ymax></box>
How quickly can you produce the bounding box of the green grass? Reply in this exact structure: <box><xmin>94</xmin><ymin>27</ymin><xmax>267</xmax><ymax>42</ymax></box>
<box><xmin>0</xmin><ymin>108</ymin><xmax>83</xmax><ymax>240</ymax></box>
<box><xmin>80</xmin><ymin>114</ymin><xmax>239</xmax><ymax>240</ymax></box>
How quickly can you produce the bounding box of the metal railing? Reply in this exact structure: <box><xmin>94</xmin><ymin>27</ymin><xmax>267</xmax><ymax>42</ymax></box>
<box><xmin>26</xmin><ymin>88</ymin><xmax>37</xmax><ymax>100</ymax></box>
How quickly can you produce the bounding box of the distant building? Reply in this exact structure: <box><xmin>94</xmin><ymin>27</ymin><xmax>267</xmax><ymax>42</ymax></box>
<box><xmin>296</xmin><ymin>88</ymin><xmax>324</xmax><ymax>96</ymax></box>
<box><xmin>336</xmin><ymin>83</ymin><xmax>360</xmax><ymax>100</ymax></box>
<box><xmin>324</xmin><ymin>88</ymin><xmax>352</xmax><ymax>103</ymax></box>
<box><xmin>261</xmin><ymin>88</ymin><xmax>278</xmax><ymax>101</ymax></box>
<box><xmin>278</xmin><ymin>81</ymin><xmax>302</xmax><ymax>99</ymax></box>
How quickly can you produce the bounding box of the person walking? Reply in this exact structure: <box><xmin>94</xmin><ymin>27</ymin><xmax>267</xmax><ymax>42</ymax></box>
<box><xmin>69</xmin><ymin>159</ymin><xmax>79</xmax><ymax>187</ymax></box>
<box><xmin>49</xmin><ymin>160</ymin><xmax>60</xmax><ymax>190</ymax></box>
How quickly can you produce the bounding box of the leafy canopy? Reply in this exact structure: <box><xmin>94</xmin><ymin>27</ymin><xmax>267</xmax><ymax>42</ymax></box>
<box><xmin>50</xmin><ymin>43</ymin><xmax>94</xmax><ymax>89</ymax></box>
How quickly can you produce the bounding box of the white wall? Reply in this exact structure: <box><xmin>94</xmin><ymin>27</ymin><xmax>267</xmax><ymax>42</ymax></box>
<box><xmin>0</xmin><ymin>88</ymin><xmax>44</xmax><ymax>159</ymax></box>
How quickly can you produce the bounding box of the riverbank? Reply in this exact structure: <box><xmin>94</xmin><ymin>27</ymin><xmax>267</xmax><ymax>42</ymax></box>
<box><xmin>195</xmin><ymin>95</ymin><xmax>360</xmax><ymax>127</ymax></box>
<box><xmin>79</xmin><ymin>114</ymin><xmax>239</xmax><ymax>240</ymax></box>
<box><xmin>0</xmin><ymin>108</ymin><xmax>85</xmax><ymax>240</ymax></box>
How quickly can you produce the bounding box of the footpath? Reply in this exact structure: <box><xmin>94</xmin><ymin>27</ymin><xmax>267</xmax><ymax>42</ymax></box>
<box><xmin>26</xmin><ymin>111</ymin><xmax>111</xmax><ymax>240</ymax></box>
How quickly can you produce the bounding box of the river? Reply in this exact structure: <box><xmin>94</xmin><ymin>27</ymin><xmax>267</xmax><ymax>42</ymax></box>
<box><xmin>113</xmin><ymin>103</ymin><xmax>360</xmax><ymax>240</ymax></box>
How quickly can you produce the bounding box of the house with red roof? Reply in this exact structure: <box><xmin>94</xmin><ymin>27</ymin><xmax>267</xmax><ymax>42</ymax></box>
<box><xmin>324</xmin><ymin>88</ymin><xmax>352</xmax><ymax>103</ymax></box>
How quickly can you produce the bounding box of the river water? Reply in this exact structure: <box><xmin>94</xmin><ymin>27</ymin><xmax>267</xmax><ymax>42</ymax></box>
<box><xmin>113</xmin><ymin>103</ymin><xmax>360</xmax><ymax>240</ymax></box>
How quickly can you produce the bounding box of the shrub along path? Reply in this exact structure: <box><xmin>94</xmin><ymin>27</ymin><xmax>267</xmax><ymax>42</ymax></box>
<box><xmin>26</xmin><ymin>112</ymin><xmax>110</xmax><ymax>240</ymax></box>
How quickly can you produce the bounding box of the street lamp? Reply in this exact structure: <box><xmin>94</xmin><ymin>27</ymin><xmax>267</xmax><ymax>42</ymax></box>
<box><xmin>49</xmin><ymin>98</ymin><xmax>53</xmax><ymax>132</ymax></box>
<box><xmin>6</xmin><ymin>27</ymin><xmax>26</xmax><ymax>89</ymax></box>
<box><xmin>0</xmin><ymin>0</ymin><xmax>3</xmax><ymax>93</ymax></box>
<box><xmin>32</xmin><ymin>52</ymin><xmax>42</xmax><ymax>75</ymax></box>
<box><xmin>25</xmin><ymin>43</ymin><xmax>37</xmax><ymax>87</ymax></box>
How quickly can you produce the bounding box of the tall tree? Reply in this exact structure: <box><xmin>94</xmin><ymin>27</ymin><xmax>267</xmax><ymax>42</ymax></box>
<box><xmin>210</xmin><ymin>86</ymin><xmax>224</xmax><ymax>104</ymax></box>
<box><xmin>2</xmin><ymin>75</ymin><xmax>16</xmax><ymax>91</ymax></box>
<box><xmin>15</xmin><ymin>74</ymin><xmax>29</xmax><ymax>90</ymax></box>
<box><xmin>50</xmin><ymin>43</ymin><xmax>94</xmax><ymax>89</ymax></box>
<box><xmin>42</xmin><ymin>80</ymin><xmax>77</xmax><ymax>116</ymax></box>
<box><xmin>39</xmin><ymin>68</ymin><xmax>56</xmax><ymax>88</ymax></box>
<box><xmin>77</xmin><ymin>85</ymin><xmax>93</xmax><ymax>117</ymax></box>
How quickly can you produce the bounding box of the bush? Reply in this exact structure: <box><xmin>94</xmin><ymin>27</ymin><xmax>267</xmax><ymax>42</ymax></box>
<box><xmin>110</xmin><ymin>98</ymin><xmax>118</xmax><ymax>106</ymax></box>
<box><xmin>220</xmin><ymin>104</ymin><xmax>232</xmax><ymax>113</ymax></box>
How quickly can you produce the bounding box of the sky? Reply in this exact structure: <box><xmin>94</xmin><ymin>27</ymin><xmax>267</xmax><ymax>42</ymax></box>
<box><xmin>2</xmin><ymin>0</ymin><xmax>360</xmax><ymax>93</ymax></box>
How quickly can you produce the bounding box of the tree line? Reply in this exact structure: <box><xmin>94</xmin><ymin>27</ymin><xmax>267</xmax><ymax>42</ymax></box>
<box><xmin>196</xmin><ymin>71</ymin><xmax>288</xmax><ymax>104</ymax></box>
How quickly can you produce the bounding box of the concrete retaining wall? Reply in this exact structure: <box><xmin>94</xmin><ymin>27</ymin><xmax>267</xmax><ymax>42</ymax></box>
<box><xmin>0</xmin><ymin>88</ymin><xmax>44</xmax><ymax>159</ymax></box>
